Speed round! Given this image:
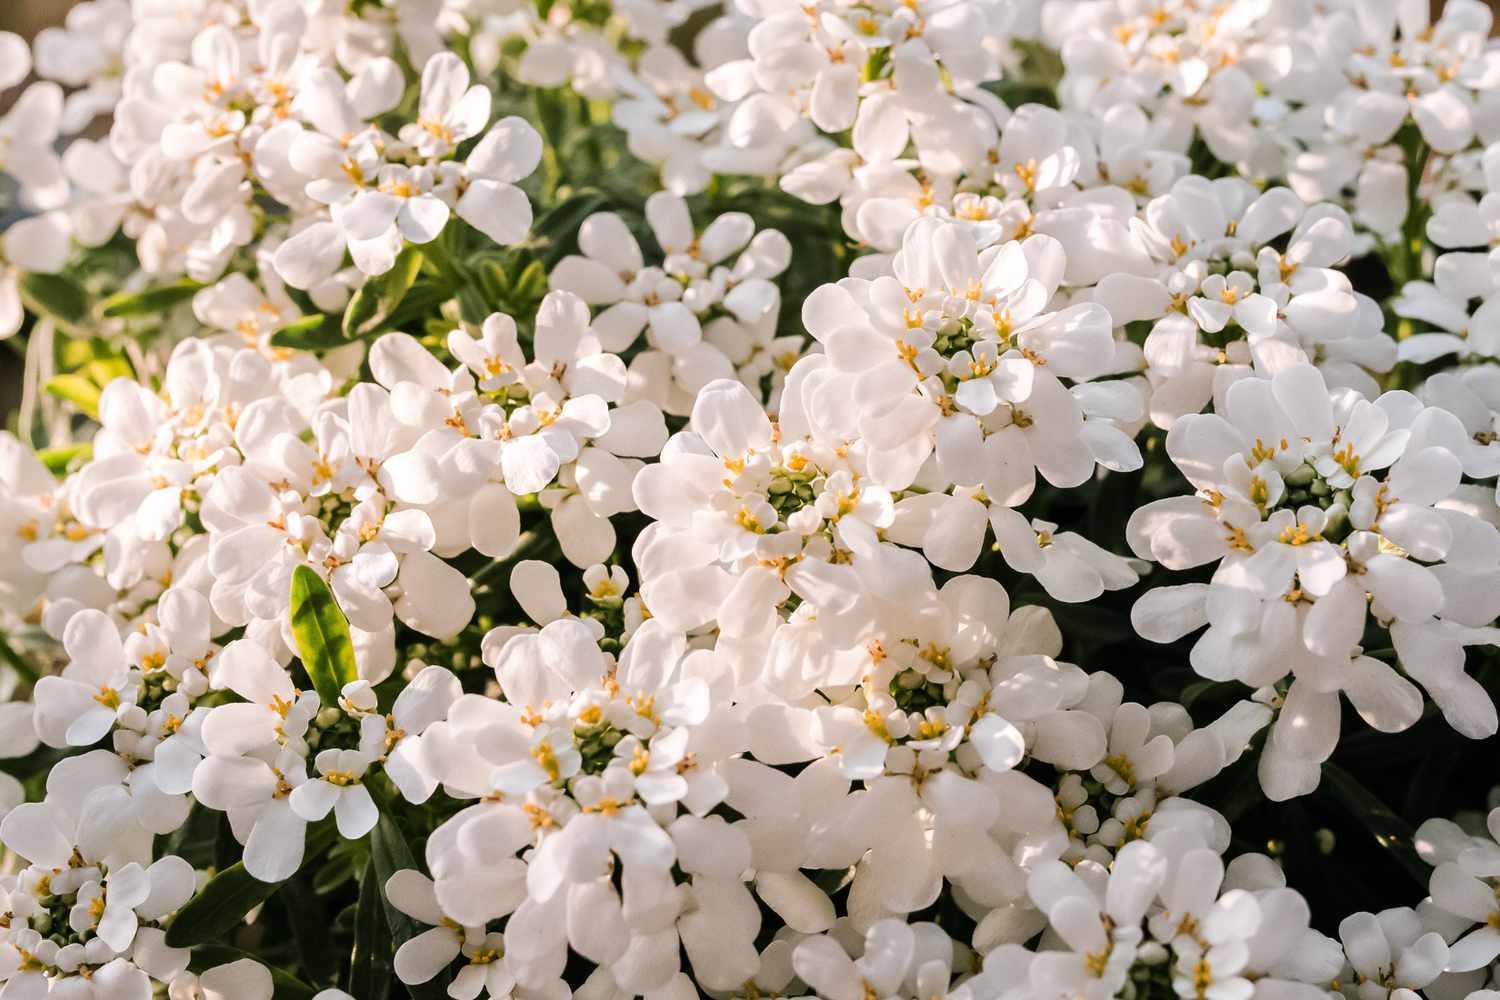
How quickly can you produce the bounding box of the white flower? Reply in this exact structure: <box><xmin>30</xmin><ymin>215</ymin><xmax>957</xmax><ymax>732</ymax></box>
<box><xmin>33</xmin><ymin>609</ymin><xmax>137</xmax><ymax>748</ymax></box>
<box><xmin>400</xmin><ymin>53</ymin><xmax>492</xmax><ymax>159</ymax></box>
<box><xmin>1337</xmin><ymin>908</ymin><xmax>1449</xmax><ymax>998</ymax></box>
<box><xmin>552</xmin><ymin>192</ymin><xmax>794</xmax><ymax>413</ymax></box>
<box><xmin>1427</xmin><ymin>807</ymin><xmax>1500</xmax><ymax>972</ymax></box>
<box><xmin>0</xmin><ymin>83</ymin><xmax>68</xmax><ymax>210</ymax></box>
<box><xmin>288</xmin><ymin>747</ymin><xmax>379</xmax><ymax>838</ymax></box>
<box><xmin>1128</xmin><ymin>364</ymin><xmax>1500</xmax><ymax>798</ymax></box>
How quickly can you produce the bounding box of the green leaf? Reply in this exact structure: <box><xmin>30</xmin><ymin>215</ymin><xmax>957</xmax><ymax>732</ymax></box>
<box><xmin>349</xmin><ymin>861</ymin><xmax>394</xmax><ymax>1000</ymax></box>
<box><xmin>19</xmin><ymin>272</ymin><xmax>89</xmax><ymax>329</ymax></box>
<box><xmin>279</xmin><ymin>877</ymin><xmax>335</xmax><ymax>985</ymax></box>
<box><xmin>370</xmin><ymin>816</ymin><xmax>450</xmax><ymax>999</ymax></box>
<box><xmin>99</xmin><ymin>280</ymin><xmax>203</xmax><ymax>318</ymax></box>
<box><xmin>343</xmin><ymin>246</ymin><xmax>424</xmax><ymax>339</ymax></box>
<box><xmin>58</xmin><ymin>336</ymin><xmax>119</xmax><ymax>368</ymax></box>
<box><xmin>187</xmin><ymin>944</ymin><xmax>317</xmax><ymax>1000</ymax></box>
<box><xmin>165</xmin><ymin>863</ymin><xmax>283</xmax><ymax>948</ymax></box>
<box><xmin>166</xmin><ymin>824</ymin><xmax>339</xmax><ymax>948</ymax></box>
<box><xmin>477</xmin><ymin>258</ymin><xmax>509</xmax><ymax>305</ymax></box>
<box><xmin>44</xmin><ymin>374</ymin><xmax>101</xmax><ymax>418</ymax></box>
<box><xmin>533</xmin><ymin>190</ymin><xmax>612</xmax><ymax>267</ymax></box>
<box><xmin>36</xmin><ymin>442</ymin><xmax>91</xmax><ymax>475</ymax></box>
<box><xmin>270</xmin><ymin>314</ymin><xmax>345</xmax><ymax>351</ymax></box>
<box><xmin>84</xmin><ymin>356</ymin><xmax>133</xmax><ymax>386</ymax></box>
<box><xmin>512</xmin><ymin>259</ymin><xmax>548</xmax><ymax>303</ymax></box>
<box><xmin>455</xmin><ymin>284</ymin><xmax>489</xmax><ymax>325</ymax></box>
<box><xmin>289</xmin><ymin>565</ymin><xmax>358</xmax><ymax>708</ymax></box>
<box><xmin>380</xmin><ymin>281</ymin><xmax>451</xmax><ymax>335</ymax></box>
<box><xmin>1321</xmin><ymin>762</ymin><xmax>1429</xmax><ymax>888</ymax></box>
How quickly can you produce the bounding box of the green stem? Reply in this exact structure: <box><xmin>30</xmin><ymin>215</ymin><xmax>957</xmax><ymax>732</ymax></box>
<box><xmin>1398</xmin><ymin>135</ymin><xmax>1432</xmax><ymax>287</ymax></box>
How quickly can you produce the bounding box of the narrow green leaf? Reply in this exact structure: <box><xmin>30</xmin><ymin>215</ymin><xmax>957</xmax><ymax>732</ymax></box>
<box><xmin>44</xmin><ymin>374</ymin><xmax>101</xmax><ymax>418</ymax></box>
<box><xmin>187</xmin><ymin>944</ymin><xmax>317</xmax><ymax>1000</ymax></box>
<box><xmin>36</xmin><ymin>442</ymin><xmax>92</xmax><ymax>475</ymax></box>
<box><xmin>289</xmin><ymin>565</ymin><xmax>358</xmax><ymax>708</ymax></box>
<box><xmin>349</xmin><ymin>860</ymin><xmax>394</xmax><ymax>1000</ymax></box>
<box><xmin>164</xmin><ymin>863</ymin><xmax>282</xmax><ymax>948</ymax></box>
<box><xmin>270</xmin><ymin>314</ymin><xmax>345</xmax><ymax>351</ymax></box>
<box><xmin>380</xmin><ymin>282</ymin><xmax>451</xmax><ymax>335</ymax></box>
<box><xmin>279</xmin><ymin>877</ymin><xmax>335</xmax><ymax>985</ymax></box>
<box><xmin>534</xmin><ymin>190</ymin><xmax>612</xmax><ymax>267</ymax></box>
<box><xmin>213</xmin><ymin>811</ymin><xmax>238</xmax><ymax>872</ymax></box>
<box><xmin>455</xmin><ymin>284</ymin><xmax>489</xmax><ymax>325</ymax></box>
<box><xmin>84</xmin><ymin>356</ymin><xmax>134</xmax><ymax>387</ymax></box>
<box><xmin>343</xmin><ymin>246</ymin><xmax>424</xmax><ymax>339</ymax></box>
<box><xmin>167</xmin><ymin>824</ymin><xmax>339</xmax><ymax>948</ymax></box>
<box><xmin>1321</xmin><ymin>762</ymin><xmax>1429</xmax><ymax>888</ymax></box>
<box><xmin>100</xmin><ymin>280</ymin><xmax>203</xmax><ymax>318</ymax></box>
<box><xmin>513</xmin><ymin>259</ymin><xmax>548</xmax><ymax>304</ymax></box>
<box><xmin>370</xmin><ymin>816</ymin><xmax>450</xmax><ymax>999</ymax></box>
<box><xmin>58</xmin><ymin>336</ymin><xmax>119</xmax><ymax>368</ymax></box>
<box><xmin>19</xmin><ymin>272</ymin><xmax>89</xmax><ymax>328</ymax></box>
<box><xmin>477</xmin><ymin>258</ymin><xmax>508</xmax><ymax>305</ymax></box>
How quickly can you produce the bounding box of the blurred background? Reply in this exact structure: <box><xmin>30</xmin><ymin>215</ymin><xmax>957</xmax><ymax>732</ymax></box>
<box><xmin>0</xmin><ymin>5</ymin><xmax>65</xmax><ymax>44</ymax></box>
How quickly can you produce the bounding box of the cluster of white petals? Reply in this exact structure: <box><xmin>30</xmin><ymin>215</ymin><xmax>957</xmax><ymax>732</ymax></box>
<box><xmin>2</xmin><ymin>0</ymin><xmax>1500</xmax><ymax>999</ymax></box>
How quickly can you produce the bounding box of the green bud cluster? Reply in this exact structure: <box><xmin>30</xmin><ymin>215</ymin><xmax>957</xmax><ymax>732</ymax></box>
<box><xmin>574</xmin><ymin>720</ymin><xmax>625</xmax><ymax>776</ymax></box>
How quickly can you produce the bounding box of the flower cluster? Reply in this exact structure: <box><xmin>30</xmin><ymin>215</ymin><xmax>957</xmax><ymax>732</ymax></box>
<box><xmin>0</xmin><ymin>0</ymin><xmax>1499</xmax><ymax>999</ymax></box>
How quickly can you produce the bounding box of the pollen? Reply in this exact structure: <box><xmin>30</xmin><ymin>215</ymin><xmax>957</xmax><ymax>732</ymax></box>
<box><xmin>917</xmin><ymin>643</ymin><xmax>950</xmax><ymax>669</ymax></box>
<box><xmin>914</xmin><ymin>718</ymin><xmax>948</xmax><ymax>740</ymax></box>
<box><xmin>1102</xmin><ymin>752</ymin><xmax>1136</xmax><ymax>786</ymax></box>
<box><xmin>532</xmin><ymin>741</ymin><xmax>561</xmax><ymax>781</ymax></box>
<box><xmin>735</xmin><ymin>505</ymin><xmax>765</xmax><ymax>533</ymax></box>
<box><xmin>629</xmin><ymin>746</ymin><xmax>650</xmax><ymax>775</ymax></box>
<box><xmin>1332</xmin><ymin>442</ymin><xmax>1360</xmax><ymax>478</ymax></box>
<box><xmin>523</xmin><ymin>802</ymin><xmax>556</xmax><ymax>829</ymax></box>
<box><xmin>1194</xmin><ymin>957</ymin><xmax>1213</xmax><ymax>993</ymax></box>
<box><xmin>419</xmin><ymin>118</ymin><xmax>455</xmax><ymax>142</ymax></box>
<box><xmin>630</xmin><ymin>693</ymin><xmax>660</xmax><ymax>724</ymax></box>
<box><xmin>1248</xmin><ymin>475</ymin><xmax>1269</xmax><ymax>508</ymax></box>
<box><xmin>1249</xmin><ymin>437</ymin><xmax>1282</xmax><ymax>464</ymax></box>
<box><xmin>1278</xmin><ymin>523</ymin><xmax>1320</xmax><ymax>546</ymax></box>
<box><xmin>1014</xmin><ymin>159</ymin><xmax>1038</xmax><ymax>192</ymax></box>
<box><xmin>584</xmin><ymin>797</ymin><xmax>623</xmax><ymax>815</ymax></box>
